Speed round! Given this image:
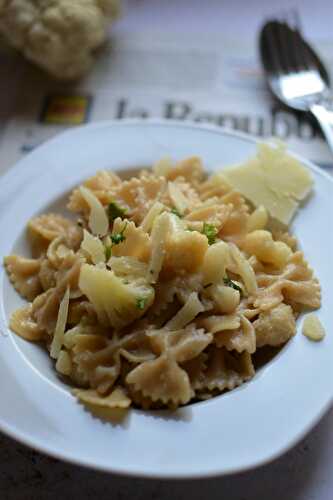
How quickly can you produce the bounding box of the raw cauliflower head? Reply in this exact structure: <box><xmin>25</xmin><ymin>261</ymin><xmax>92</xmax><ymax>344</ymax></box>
<box><xmin>0</xmin><ymin>0</ymin><xmax>120</xmax><ymax>80</ymax></box>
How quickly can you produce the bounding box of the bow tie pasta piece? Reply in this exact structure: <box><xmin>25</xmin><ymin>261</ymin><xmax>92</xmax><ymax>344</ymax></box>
<box><xmin>28</xmin><ymin>213</ymin><xmax>82</xmax><ymax>257</ymax></box>
<box><xmin>254</xmin><ymin>252</ymin><xmax>321</xmax><ymax>312</ymax></box>
<box><xmin>126</xmin><ymin>325</ymin><xmax>212</xmax><ymax>406</ymax></box>
<box><xmin>9</xmin><ymin>305</ymin><xmax>45</xmax><ymax>341</ymax></box>
<box><xmin>213</xmin><ymin>316</ymin><xmax>256</xmax><ymax>354</ymax></box>
<box><xmin>32</xmin><ymin>256</ymin><xmax>83</xmax><ymax>335</ymax></box>
<box><xmin>184</xmin><ymin>203</ymin><xmax>233</xmax><ymax>232</ymax></box>
<box><xmin>189</xmin><ymin>346</ymin><xmax>255</xmax><ymax>392</ymax></box>
<box><xmin>127</xmin><ymin>353</ymin><xmax>194</xmax><ymax>406</ymax></box>
<box><xmin>74</xmin><ymin>387</ymin><xmax>131</xmax><ymax>410</ymax></box>
<box><xmin>109</xmin><ymin>175</ymin><xmax>167</xmax><ymax>224</ymax></box>
<box><xmin>47</xmin><ymin>236</ymin><xmax>75</xmax><ymax>268</ymax></box>
<box><xmin>154</xmin><ymin>156</ymin><xmax>204</xmax><ymax>186</ymax></box>
<box><xmin>4</xmin><ymin>255</ymin><xmax>42</xmax><ymax>301</ymax></box>
<box><xmin>68</xmin><ymin>170</ymin><xmax>122</xmax><ymax>214</ymax></box>
<box><xmin>110</xmin><ymin>218</ymin><xmax>151</xmax><ymax>262</ymax></box>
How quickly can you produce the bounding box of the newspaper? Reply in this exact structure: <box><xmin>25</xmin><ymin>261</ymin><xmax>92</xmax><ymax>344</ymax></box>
<box><xmin>1</xmin><ymin>32</ymin><xmax>333</xmax><ymax>175</ymax></box>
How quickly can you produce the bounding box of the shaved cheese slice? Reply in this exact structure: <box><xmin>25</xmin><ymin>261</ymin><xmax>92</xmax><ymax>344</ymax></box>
<box><xmin>50</xmin><ymin>286</ymin><xmax>70</xmax><ymax>359</ymax></box>
<box><xmin>166</xmin><ymin>292</ymin><xmax>204</xmax><ymax>329</ymax></box>
<box><xmin>140</xmin><ymin>201</ymin><xmax>165</xmax><ymax>233</ymax></box>
<box><xmin>80</xmin><ymin>186</ymin><xmax>109</xmax><ymax>236</ymax></box>
<box><xmin>302</xmin><ymin>314</ymin><xmax>325</xmax><ymax>341</ymax></box>
<box><xmin>56</xmin><ymin>350</ymin><xmax>72</xmax><ymax>375</ymax></box>
<box><xmin>147</xmin><ymin>212</ymin><xmax>170</xmax><ymax>283</ymax></box>
<box><xmin>81</xmin><ymin>229</ymin><xmax>105</xmax><ymax>264</ymax></box>
<box><xmin>221</xmin><ymin>143</ymin><xmax>313</xmax><ymax>225</ymax></box>
<box><xmin>228</xmin><ymin>243</ymin><xmax>257</xmax><ymax>295</ymax></box>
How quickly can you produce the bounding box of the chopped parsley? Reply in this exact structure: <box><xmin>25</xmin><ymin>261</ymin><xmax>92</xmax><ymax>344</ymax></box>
<box><xmin>104</xmin><ymin>222</ymin><xmax>127</xmax><ymax>258</ymax></box>
<box><xmin>171</xmin><ymin>207</ymin><xmax>183</xmax><ymax>218</ymax></box>
<box><xmin>223</xmin><ymin>277</ymin><xmax>242</xmax><ymax>294</ymax></box>
<box><xmin>111</xmin><ymin>222</ymin><xmax>127</xmax><ymax>245</ymax></box>
<box><xmin>107</xmin><ymin>201</ymin><xmax>127</xmax><ymax>221</ymax></box>
<box><xmin>136</xmin><ymin>297</ymin><xmax>147</xmax><ymax>310</ymax></box>
<box><xmin>202</xmin><ymin>222</ymin><xmax>217</xmax><ymax>245</ymax></box>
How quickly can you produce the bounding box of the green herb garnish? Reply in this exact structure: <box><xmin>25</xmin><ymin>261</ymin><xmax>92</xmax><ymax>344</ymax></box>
<box><xmin>107</xmin><ymin>202</ymin><xmax>127</xmax><ymax>221</ymax></box>
<box><xmin>223</xmin><ymin>277</ymin><xmax>242</xmax><ymax>294</ymax></box>
<box><xmin>202</xmin><ymin>222</ymin><xmax>217</xmax><ymax>245</ymax></box>
<box><xmin>171</xmin><ymin>207</ymin><xmax>183</xmax><ymax>218</ymax></box>
<box><xmin>136</xmin><ymin>297</ymin><xmax>147</xmax><ymax>310</ymax></box>
<box><xmin>105</xmin><ymin>245</ymin><xmax>112</xmax><ymax>261</ymax></box>
<box><xmin>104</xmin><ymin>222</ymin><xmax>127</xmax><ymax>258</ymax></box>
<box><xmin>111</xmin><ymin>222</ymin><xmax>127</xmax><ymax>245</ymax></box>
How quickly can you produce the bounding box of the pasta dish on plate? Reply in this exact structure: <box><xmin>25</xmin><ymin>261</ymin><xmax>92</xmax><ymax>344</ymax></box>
<box><xmin>4</xmin><ymin>144</ymin><xmax>322</xmax><ymax>411</ymax></box>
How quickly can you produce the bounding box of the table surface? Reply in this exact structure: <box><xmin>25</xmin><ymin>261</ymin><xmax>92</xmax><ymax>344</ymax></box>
<box><xmin>1</xmin><ymin>1</ymin><xmax>333</xmax><ymax>499</ymax></box>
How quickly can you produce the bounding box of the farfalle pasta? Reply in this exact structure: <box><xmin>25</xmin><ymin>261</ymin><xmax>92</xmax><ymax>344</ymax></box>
<box><xmin>4</xmin><ymin>147</ymin><xmax>322</xmax><ymax>411</ymax></box>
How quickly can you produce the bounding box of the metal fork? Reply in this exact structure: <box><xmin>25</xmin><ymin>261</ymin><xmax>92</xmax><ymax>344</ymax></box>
<box><xmin>259</xmin><ymin>15</ymin><xmax>333</xmax><ymax>152</ymax></box>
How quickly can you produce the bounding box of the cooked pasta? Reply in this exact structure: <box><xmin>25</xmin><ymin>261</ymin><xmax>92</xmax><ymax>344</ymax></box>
<box><xmin>4</xmin><ymin>149</ymin><xmax>322</xmax><ymax>411</ymax></box>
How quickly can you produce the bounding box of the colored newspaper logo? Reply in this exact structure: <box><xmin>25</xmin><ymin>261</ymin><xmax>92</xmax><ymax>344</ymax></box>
<box><xmin>40</xmin><ymin>95</ymin><xmax>91</xmax><ymax>125</ymax></box>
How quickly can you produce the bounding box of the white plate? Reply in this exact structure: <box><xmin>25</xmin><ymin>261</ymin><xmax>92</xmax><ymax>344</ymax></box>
<box><xmin>0</xmin><ymin>120</ymin><xmax>332</xmax><ymax>479</ymax></box>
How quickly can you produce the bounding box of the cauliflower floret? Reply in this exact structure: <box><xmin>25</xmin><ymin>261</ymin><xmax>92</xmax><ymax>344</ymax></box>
<box><xmin>254</xmin><ymin>303</ymin><xmax>296</xmax><ymax>347</ymax></box>
<box><xmin>0</xmin><ymin>0</ymin><xmax>120</xmax><ymax>80</ymax></box>
<box><xmin>79</xmin><ymin>263</ymin><xmax>154</xmax><ymax>329</ymax></box>
<box><xmin>243</xmin><ymin>229</ymin><xmax>292</xmax><ymax>268</ymax></box>
<box><xmin>163</xmin><ymin>214</ymin><xmax>209</xmax><ymax>275</ymax></box>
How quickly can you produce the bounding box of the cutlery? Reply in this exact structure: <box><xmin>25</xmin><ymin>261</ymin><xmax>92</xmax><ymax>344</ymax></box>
<box><xmin>259</xmin><ymin>18</ymin><xmax>333</xmax><ymax>151</ymax></box>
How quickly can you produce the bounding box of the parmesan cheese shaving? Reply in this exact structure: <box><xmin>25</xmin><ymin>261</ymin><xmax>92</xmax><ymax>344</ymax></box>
<box><xmin>55</xmin><ymin>350</ymin><xmax>72</xmax><ymax>375</ymax></box>
<box><xmin>302</xmin><ymin>314</ymin><xmax>325</xmax><ymax>341</ymax></box>
<box><xmin>221</xmin><ymin>143</ymin><xmax>313</xmax><ymax>225</ymax></box>
<box><xmin>80</xmin><ymin>186</ymin><xmax>109</xmax><ymax>236</ymax></box>
<box><xmin>140</xmin><ymin>201</ymin><xmax>165</xmax><ymax>233</ymax></box>
<box><xmin>147</xmin><ymin>212</ymin><xmax>170</xmax><ymax>283</ymax></box>
<box><xmin>166</xmin><ymin>292</ymin><xmax>204</xmax><ymax>330</ymax></box>
<box><xmin>199</xmin><ymin>314</ymin><xmax>241</xmax><ymax>333</ymax></box>
<box><xmin>50</xmin><ymin>286</ymin><xmax>70</xmax><ymax>359</ymax></box>
<box><xmin>228</xmin><ymin>243</ymin><xmax>257</xmax><ymax>296</ymax></box>
<box><xmin>81</xmin><ymin>229</ymin><xmax>106</xmax><ymax>264</ymax></box>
